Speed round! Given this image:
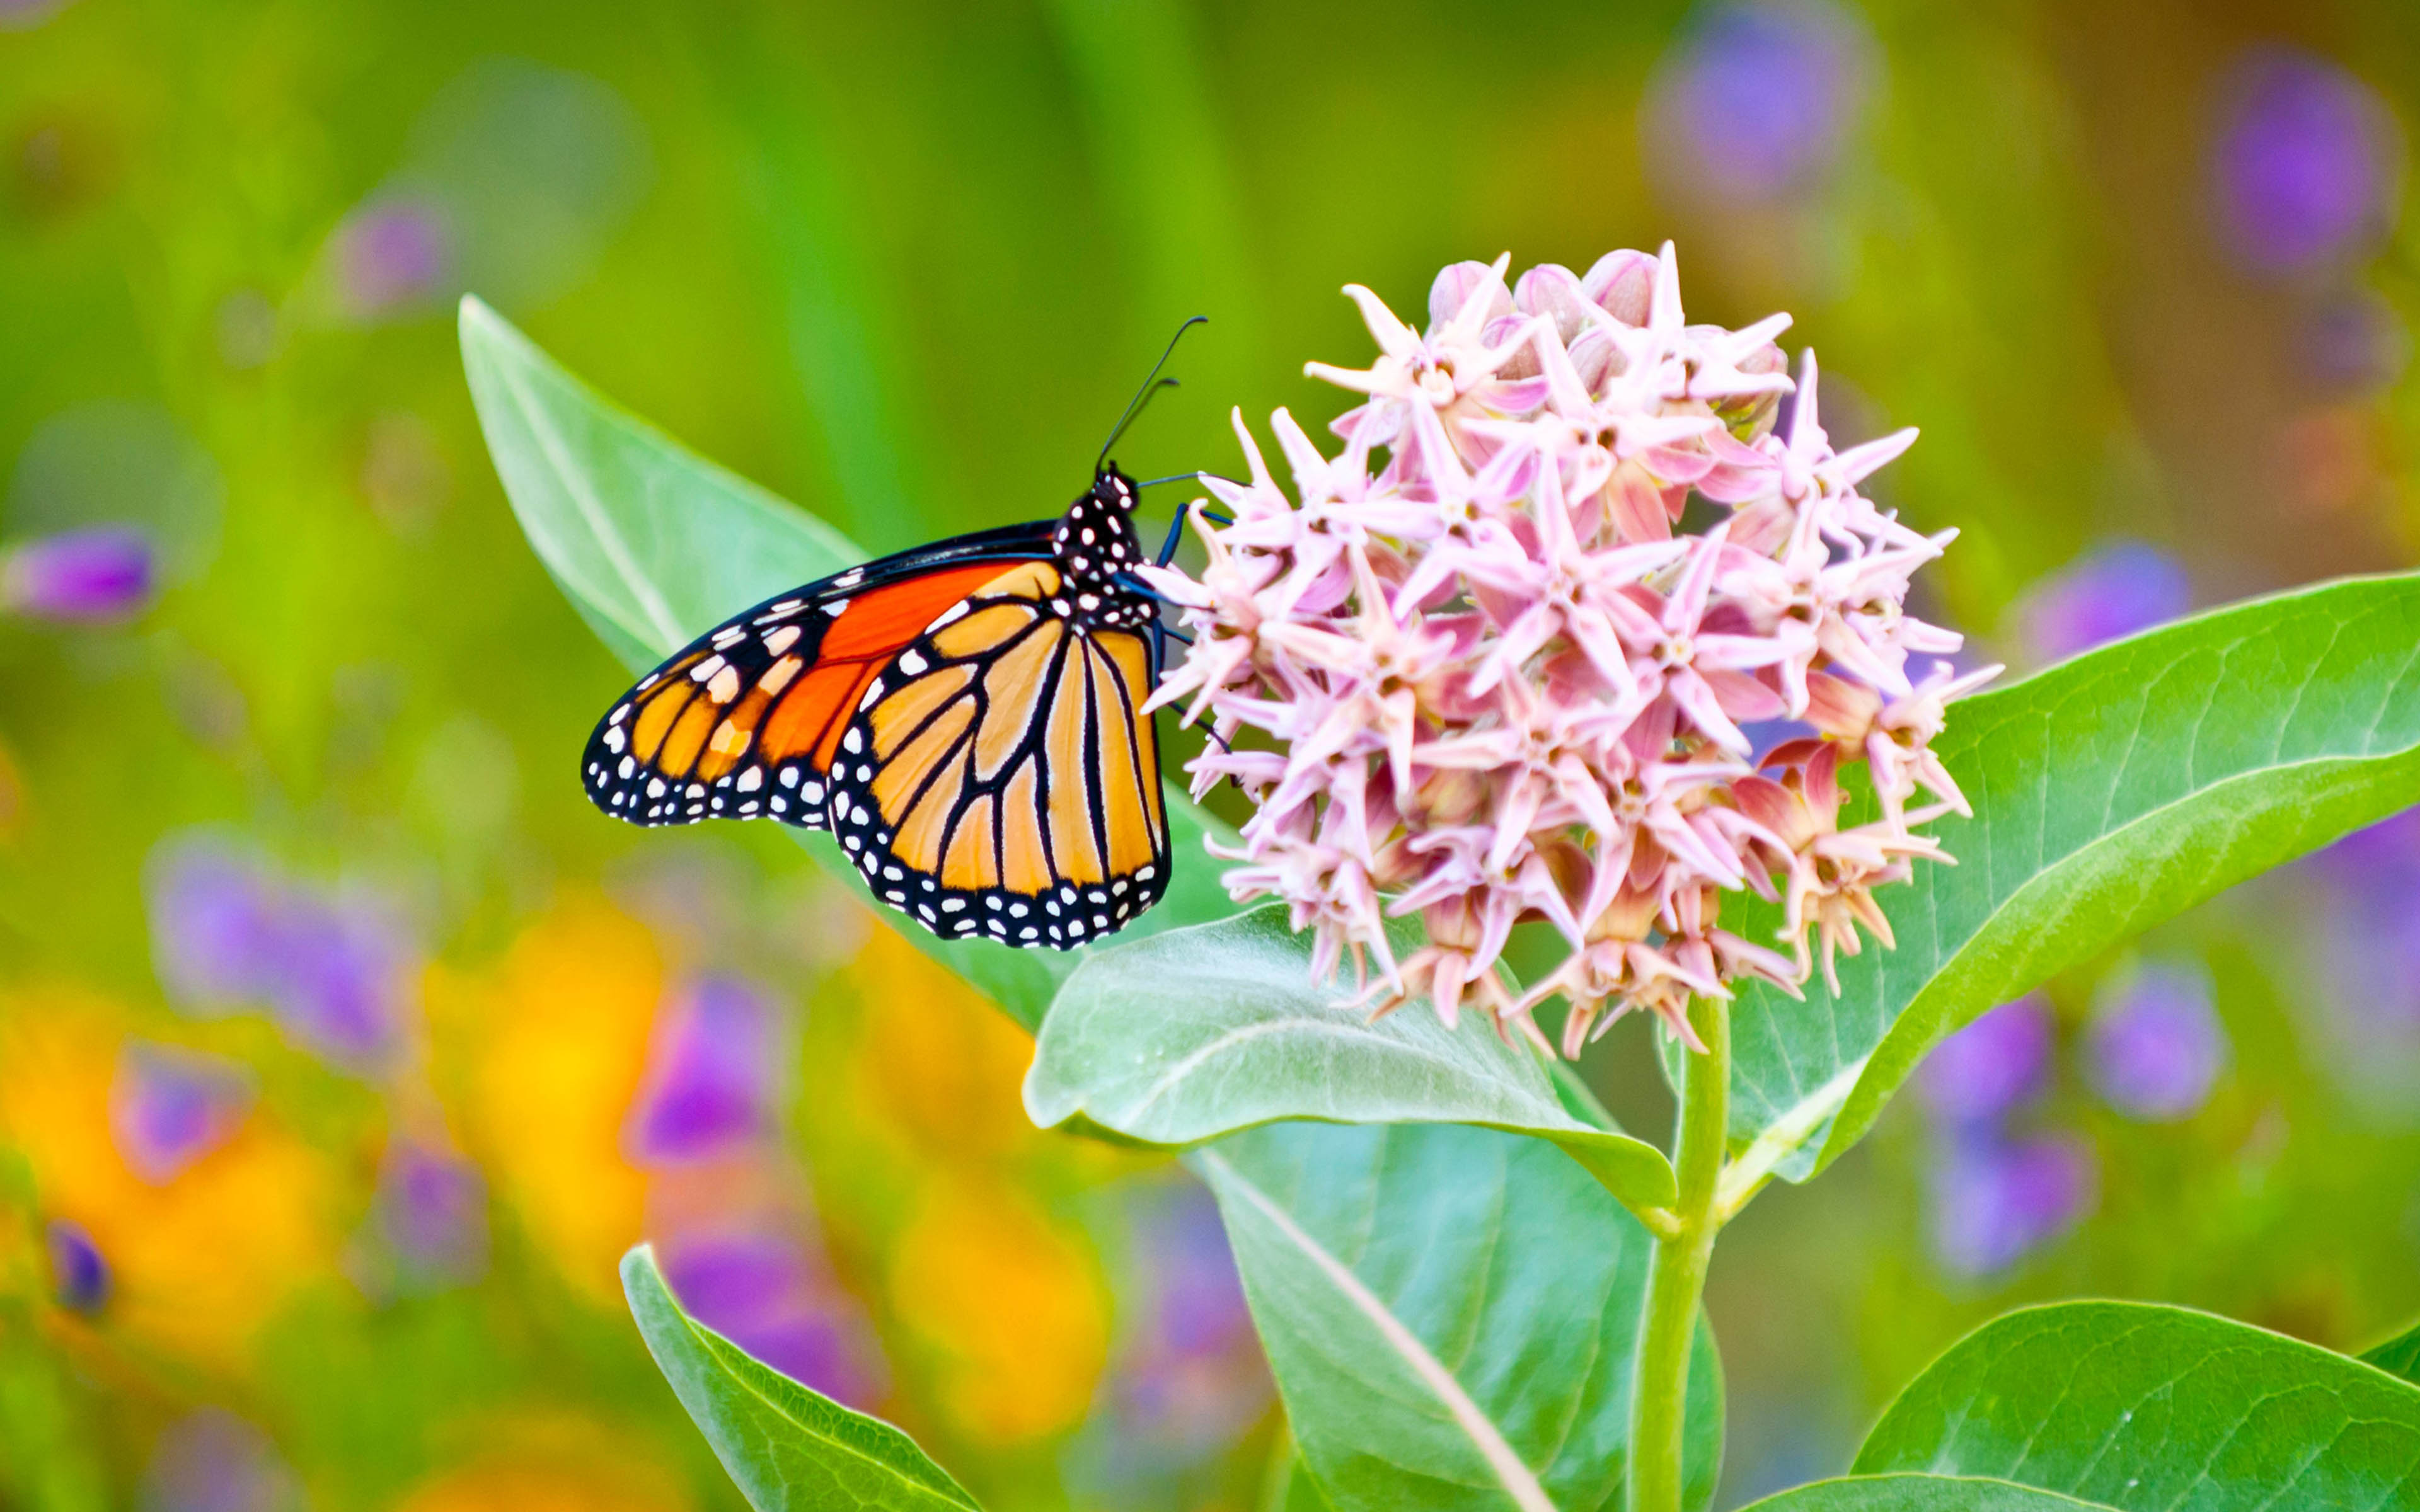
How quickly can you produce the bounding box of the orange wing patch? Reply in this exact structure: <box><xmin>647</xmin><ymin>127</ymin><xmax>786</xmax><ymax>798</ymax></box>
<box><xmin>584</xmin><ymin>549</ymin><xmax>1058</xmax><ymax>831</ymax></box>
<box><xmin>829</xmin><ymin>601</ymin><xmax>1168</xmax><ymax>949</ymax></box>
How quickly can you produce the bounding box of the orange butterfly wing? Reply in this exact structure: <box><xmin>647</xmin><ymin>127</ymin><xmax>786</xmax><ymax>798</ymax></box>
<box><xmin>824</xmin><ymin>560</ymin><xmax>1170</xmax><ymax>948</ymax></box>
<box><xmin>582</xmin><ymin>538</ymin><xmax>1053</xmax><ymax>828</ymax></box>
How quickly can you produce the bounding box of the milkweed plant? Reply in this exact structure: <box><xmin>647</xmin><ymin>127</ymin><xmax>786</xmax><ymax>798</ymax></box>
<box><xmin>469</xmin><ymin>243</ymin><xmax>2420</xmax><ymax>1512</ymax></box>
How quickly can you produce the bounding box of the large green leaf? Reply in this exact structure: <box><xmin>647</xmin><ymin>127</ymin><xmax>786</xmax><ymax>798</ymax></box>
<box><xmin>460</xmin><ymin>297</ymin><xmax>1242</xmax><ymax>1029</ymax></box>
<box><xmin>1737</xmin><ymin>1476</ymin><xmax>2114</xmax><ymax>1510</ymax></box>
<box><xmin>1196</xmin><ymin>1122</ymin><xmax>1721</xmax><ymax>1512</ymax></box>
<box><xmin>459</xmin><ymin>295</ymin><xmax>861</xmax><ymax>670</ymax></box>
<box><xmin>1028</xmin><ymin>906</ymin><xmax>1675</xmax><ymax>1211</ymax></box>
<box><xmin>1727</xmin><ymin>576</ymin><xmax>2420</xmax><ymax>1186</ymax></box>
<box><xmin>621</xmin><ymin>1246</ymin><xmax>980</xmax><ymax>1512</ymax></box>
<box><xmin>1853</xmin><ymin>1300</ymin><xmax>2420</xmax><ymax>1508</ymax></box>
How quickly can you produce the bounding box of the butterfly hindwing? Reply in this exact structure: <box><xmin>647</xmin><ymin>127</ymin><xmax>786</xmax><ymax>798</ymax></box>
<box><xmin>826</xmin><ymin>559</ymin><xmax>1171</xmax><ymax>949</ymax></box>
<box><xmin>580</xmin><ymin>525</ymin><xmax>1056</xmax><ymax>828</ymax></box>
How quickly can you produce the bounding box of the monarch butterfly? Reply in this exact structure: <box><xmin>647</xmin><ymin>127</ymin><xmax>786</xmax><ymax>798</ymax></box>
<box><xmin>579</xmin><ymin>327</ymin><xmax>1206</xmax><ymax>949</ymax></box>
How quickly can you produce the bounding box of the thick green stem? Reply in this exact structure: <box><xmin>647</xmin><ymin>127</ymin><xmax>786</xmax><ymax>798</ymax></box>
<box><xmin>1626</xmin><ymin>996</ymin><xmax>1729</xmax><ymax>1512</ymax></box>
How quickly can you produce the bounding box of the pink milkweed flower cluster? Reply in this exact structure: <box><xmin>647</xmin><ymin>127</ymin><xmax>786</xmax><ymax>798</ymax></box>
<box><xmin>1142</xmin><ymin>245</ymin><xmax>1996</xmax><ymax>1056</ymax></box>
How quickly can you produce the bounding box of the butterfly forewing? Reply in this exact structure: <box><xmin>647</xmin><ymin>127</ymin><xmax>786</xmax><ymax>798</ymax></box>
<box><xmin>580</xmin><ymin>525</ymin><xmax>1054</xmax><ymax>827</ymax></box>
<box><xmin>826</xmin><ymin>559</ymin><xmax>1172</xmax><ymax>949</ymax></box>
<box><xmin>578</xmin><ymin>467</ymin><xmax>1174</xmax><ymax>952</ymax></box>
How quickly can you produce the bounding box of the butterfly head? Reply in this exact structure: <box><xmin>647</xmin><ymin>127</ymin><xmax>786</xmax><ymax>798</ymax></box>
<box><xmin>1051</xmin><ymin>464</ymin><xmax>1152</xmax><ymax>617</ymax></box>
<box><xmin>1092</xmin><ymin>462</ymin><xmax>1141</xmax><ymax>515</ymax></box>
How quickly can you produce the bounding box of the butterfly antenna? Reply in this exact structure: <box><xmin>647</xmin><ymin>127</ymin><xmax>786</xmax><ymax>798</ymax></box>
<box><xmin>1098</xmin><ymin>315</ymin><xmax>1208</xmax><ymax>468</ymax></box>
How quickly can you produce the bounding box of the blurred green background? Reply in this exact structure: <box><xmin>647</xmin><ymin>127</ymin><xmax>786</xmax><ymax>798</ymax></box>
<box><xmin>5</xmin><ymin>0</ymin><xmax>2420</xmax><ymax>1508</ymax></box>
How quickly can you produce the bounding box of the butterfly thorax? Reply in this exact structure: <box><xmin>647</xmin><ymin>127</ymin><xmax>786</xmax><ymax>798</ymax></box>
<box><xmin>1049</xmin><ymin>466</ymin><xmax>1156</xmax><ymax>631</ymax></box>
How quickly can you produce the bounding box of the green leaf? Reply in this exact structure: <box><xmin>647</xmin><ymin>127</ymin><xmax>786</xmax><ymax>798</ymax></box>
<box><xmin>1029</xmin><ymin>906</ymin><xmax>1675</xmax><ymax>1211</ymax></box>
<box><xmin>2365</xmin><ymin>1320</ymin><xmax>2420</xmax><ymax>1387</ymax></box>
<box><xmin>1853</xmin><ymin>1300</ymin><xmax>2420</xmax><ymax>1509</ymax></box>
<box><xmin>461</xmin><ymin>297</ymin><xmax>1243</xmax><ymax>1031</ymax></box>
<box><xmin>1196</xmin><ymin>1122</ymin><xmax>1721</xmax><ymax>1512</ymax></box>
<box><xmin>459</xmin><ymin>295</ymin><xmax>861</xmax><ymax>667</ymax></box>
<box><xmin>1736</xmin><ymin>1475</ymin><xmax>2116</xmax><ymax>1510</ymax></box>
<box><xmin>619</xmin><ymin>1246</ymin><xmax>980</xmax><ymax>1512</ymax></box>
<box><xmin>1727</xmin><ymin>576</ymin><xmax>2420</xmax><ymax>1186</ymax></box>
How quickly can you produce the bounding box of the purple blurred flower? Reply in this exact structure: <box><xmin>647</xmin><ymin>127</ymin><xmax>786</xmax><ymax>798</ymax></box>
<box><xmin>0</xmin><ymin>0</ymin><xmax>75</xmax><ymax>34</ymax></box>
<box><xmin>146</xmin><ymin>832</ymin><xmax>415</xmax><ymax>1070</ymax></box>
<box><xmin>46</xmin><ymin>1218</ymin><xmax>107</xmax><ymax>1313</ymax></box>
<box><xmin>1928</xmin><ymin>1129</ymin><xmax>2094</xmax><ymax>1277</ymax></box>
<box><xmin>1097</xmin><ymin>1187</ymin><xmax>1270</xmax><ymax>1461</ymax></box>
<box><xmin>626</xmin><ymin>976</ymin><xmax>780</xmax><ymax>1166</ymax></box>
<box><xmin>2211</xmin><ymin>49</ymin><xmax>2402</xmax><ymax>277</ymax></box>
<box><xmin>2087</xmin><ymin>963</ymin><xmax>2228</xmax><ymax>1121</ymax></box>
<box><xmin>332</xmin><ymin>195</ymin><xmax>454</xmax><ymax>319</ymax></box>
<box><xmin>1647</xmin><ymin>1</ymin><xmax>1869</xmax><ymax>203</ymax></box>
<box><xmin>1918</xmin><ymin>995</ymin><xmax>2053</xmax><ymax>1128</ymax></box>
<box><xmin>144</xmin><ymin>1411</ymin><xmax>296</xmax><ymax>1512</ymax></box>
<box><xmin>660</xmin><ymin>1227</ymin><xmax>885</xmax><ymax>1407</ymax></box>
<box><xmin>1145</xmin><ymin>1192</ymin><xmax>1253</xmax><ymax>1361</ymax></box>
<box><xmin>334</xmin><ymin>195</ymin><xmax>454</xmax><ymax>317</ymax></box>
<box><xmin>267</xmin><ymin>891</ymin><xmax>409</xmax><ymax>1067</ymax></box>
<box><xmin>110</xmin><ymin>1043</ymin><xmax>252</xmax><ymax>1185</ymax></box>
<box><xmin>147</xmin><ymin>837</ymin><xmax>287</xmax><ymax>1010</ymax></box>
<box><xmin>2298</xmin><ymin>811</ymin><xmax>2420</xmax><ymax>1111</ymax></box>
<box><xmin>375</xmin><ymin>1135</ymin><xmax>488</xmax><ymax>1285</ymax></box>
<box><xmin>1</xmin><ymin>525</ymin><xmax>155</xmax><ymax>622</ymax></box>
<box><xmin>2310</xmin><ymin>811</ymin><xmax>2420</xmax><ymax>1011</ymax></box>
<box><xmin>2013</xmin><ymin>541</ymin><xmax>2191</xmax><ymax>663</ymax></box>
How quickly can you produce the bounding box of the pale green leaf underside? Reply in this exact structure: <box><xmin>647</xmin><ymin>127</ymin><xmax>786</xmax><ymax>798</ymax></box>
<box><xmin>460</xmin><ymin>297</ymin><xmax>1242</xmax><ymax>1029</ymax></box>
<box><xmin>1030</xmin><ymin>905</ymin><xmax>1675</xmax><ymax>1210</ymax></box>
<box><xmin>621</xmin><ymin>1247</ymin><xmax>979</xmax><ymax>1512</ymax></box>
<box><xmin>1853</xmin><ymin>1300</ymin><xmax>2420</xmax><ymax>1509</ymax></box>
<box><xmin>1729</xmin><ymin>575</ymin><xmax>2420</xmax><ymax>1185</ymax></box>
<box><xmin>1198</xmin><ymin>1122</ymin><xmax>1721</xmax><ymax>1512</ymax></box>
<box><xmin>1737</xmin><ymin>1475</ymin><xmax>2116</xmax><ymax>1510</ymax></box>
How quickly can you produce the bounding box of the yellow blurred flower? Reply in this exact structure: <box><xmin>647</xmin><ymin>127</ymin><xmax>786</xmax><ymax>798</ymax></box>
<box><xmin>887</xmin><ymin>1180</ymin><xmax>1107</xmax><ymax>1443</ymax></box>
<box><xmin>393</xmin><ymin>1426</ymin><xmax>690</xmax><ymax>1512</ymax></box>
<box><xmin>458</xmin><ymin>894</ymin><xmax>659</xmax><ymax>1305</ymax></box>
<box><xmin>0</xmin><ymin>987</ymin><xmax>335</xmax><ymax>1364</ymax></box>
<box><xmin>844</xmin><ymin>928</ymin><xmax>1039</xmax><ymax>1169</ymax></box>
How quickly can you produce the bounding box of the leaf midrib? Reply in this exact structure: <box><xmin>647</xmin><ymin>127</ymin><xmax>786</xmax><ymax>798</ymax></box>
<box><xmin>688</xmin><ymin>1320</ymin><xmax>977</xmax><ymax>1510</ymax></box>
<box><xmin>1199</xmin><ymin>1148</ymin><xmax>1559</xmax><ymax>1512</ymax></box>
<box><xmin>1109</xmin><ymin>1012</ymin><xmax>1561</xmax><ymax>1130</ymax></box>
<box><xmin>471</xmin><ymin>306</ymin><xmax>689</xmax><ymax>651</ymax></box>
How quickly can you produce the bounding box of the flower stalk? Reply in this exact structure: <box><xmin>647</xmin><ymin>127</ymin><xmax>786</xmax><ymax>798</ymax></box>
<box><xmin>1628</xmin><ymin>994</ymin><xmax>1729</xmax><ymax>1512</ymax></box>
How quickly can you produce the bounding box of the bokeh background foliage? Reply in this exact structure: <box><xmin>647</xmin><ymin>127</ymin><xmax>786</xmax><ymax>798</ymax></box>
<box><xmin>7</xmin><ymin>0</ymin><xmax>2420</xmax><ymax>1509</ymax></box>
